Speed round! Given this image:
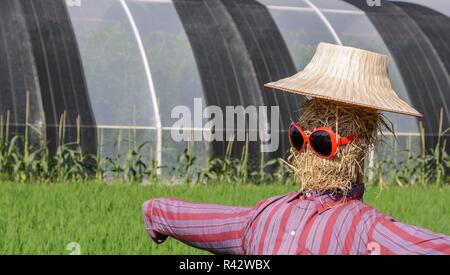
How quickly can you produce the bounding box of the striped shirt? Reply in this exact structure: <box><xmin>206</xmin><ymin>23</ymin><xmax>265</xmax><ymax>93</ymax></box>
<box><xmin>142</xmin><ymin>184</ymin><xmax>450</xmax><ymax>255</ymax></box>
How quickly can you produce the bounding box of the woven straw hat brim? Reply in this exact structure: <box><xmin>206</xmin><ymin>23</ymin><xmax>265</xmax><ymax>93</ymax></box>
<box><xmin>264</xmin><ymin>43</ymin><xmax>423</xmax><ymax>117</ymax></box>
<box><xmin>264</xmin><ymin>83</ymin><xmax>422</xmax><ymax>117</ymax></box>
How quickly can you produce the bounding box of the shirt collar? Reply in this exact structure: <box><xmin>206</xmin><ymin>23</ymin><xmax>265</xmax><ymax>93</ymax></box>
<box><xmin>287</xmin><ymin>183</ymin><xmax>365</xmax><ymax>214</ymax></box>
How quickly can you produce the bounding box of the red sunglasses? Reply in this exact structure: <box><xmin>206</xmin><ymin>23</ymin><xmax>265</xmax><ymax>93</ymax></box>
<box><xmin>288</xmin><ymin>121</ymin><xmax>359</xmax><ymax>159</ymax></box>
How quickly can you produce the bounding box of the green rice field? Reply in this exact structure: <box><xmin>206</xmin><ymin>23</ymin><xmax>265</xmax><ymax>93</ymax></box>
<box><xmin>0</xmin><ymin>182</ymin><xmax>448</xmax><ymax>255</ymax></box>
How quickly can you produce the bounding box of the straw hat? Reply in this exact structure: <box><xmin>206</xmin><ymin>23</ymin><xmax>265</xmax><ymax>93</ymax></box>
<box><xmin>264</xmin><ymin>42</ymin><xmax>422</xmax><ymax>117</ymax></box>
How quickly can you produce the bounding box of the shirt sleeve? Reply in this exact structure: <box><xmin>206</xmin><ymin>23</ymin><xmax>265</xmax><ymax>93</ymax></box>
<box><xmin>368</xmin><ymin>215</ymin><xmax>450</xmax><ymax>255</ymax></box>
<box><xmin>142</xmin><ymin>197</ymin><xmax>254</xmax><ymax>255</ymax></box>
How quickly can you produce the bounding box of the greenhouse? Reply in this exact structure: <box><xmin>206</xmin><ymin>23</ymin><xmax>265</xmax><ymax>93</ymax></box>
<box><xmin>0</xmin><ymin>0</ymin><xmax>449</xmax><ymax>172</ymax></box>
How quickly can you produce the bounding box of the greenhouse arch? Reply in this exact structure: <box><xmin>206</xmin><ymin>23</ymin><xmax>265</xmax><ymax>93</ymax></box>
<box><xmin>0</xmin><ymin>0</ymin><xmax>449</xmax><ymax>171</ymax></box>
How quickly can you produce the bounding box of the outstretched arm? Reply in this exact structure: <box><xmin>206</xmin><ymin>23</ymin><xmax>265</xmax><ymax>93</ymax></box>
<box><xmin>368</xmin><ymin>215</ymin><xmax>450</xmax><ymax>255</ymax></box>
<box><xmin>142</xmin><ymin>197</ymin><xmax>254</xmax><ymax>255</ymax></box>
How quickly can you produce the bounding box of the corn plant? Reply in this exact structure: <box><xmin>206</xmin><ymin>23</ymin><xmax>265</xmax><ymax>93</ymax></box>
<box><xmin>107</xmin><ymin>129</ymin><xmax>124</xmax><ymax>181</ymax></box>
<box><xmin>95</xmin><ymin>128</ymin><xmax>106</xmax><ymax>181</ymax></box>
<box><xmin>0</xmin><ymin>102</ymin><xmax>448</xmax><ymax>186</ymax></box>
<box><xmin>369</xmin><ymin>109</ymin><xmax>449</xmax><ymax>187</ymax></box>
<box><xmin>122</xmin><ymin>141</ymin><xmax>151</xmax><ymax>182</ymax></box>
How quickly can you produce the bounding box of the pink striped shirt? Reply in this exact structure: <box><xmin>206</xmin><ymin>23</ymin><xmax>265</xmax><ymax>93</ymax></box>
<box><xmin>142</xmin><ymin>184</ymin><xmax>450</xmax><ymax>255</ymax></box>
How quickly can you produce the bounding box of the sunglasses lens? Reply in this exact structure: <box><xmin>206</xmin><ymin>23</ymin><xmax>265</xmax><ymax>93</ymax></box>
<box><xmin>310</xmin><ymin>130</ymin><xmax>332</xmax><ymax>157</ymax></box>
<box><xmin>289</xmin><ymin>125</ymin><xmax>304</xmax><ymax>151</ymax></box>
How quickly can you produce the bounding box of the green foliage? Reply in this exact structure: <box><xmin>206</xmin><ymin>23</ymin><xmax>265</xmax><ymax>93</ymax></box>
<box><xmin>368</xmin><ymin>110</ymin><xmax>449</xmax><ymax>187</ymax></box>
<box><xmin>0</xmin><ymin>105</ymin><xmax>449</xmax><ymax>185</ymax></box>
<box><xmin>0</xmin><ymin>182</ymin><xmax>448</xmax><ymax>254</ymax></box>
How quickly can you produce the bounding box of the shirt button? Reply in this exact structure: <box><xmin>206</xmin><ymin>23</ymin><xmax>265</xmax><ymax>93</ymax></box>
<box><xmin>305</xmin><ymin>192</ymin><xmax>311</xmax><ymax>198</ymax></box>
<box><xmin>290</xmin><ymin>230</ymin><xmax>296</xmax><ymax>236</ymax></box>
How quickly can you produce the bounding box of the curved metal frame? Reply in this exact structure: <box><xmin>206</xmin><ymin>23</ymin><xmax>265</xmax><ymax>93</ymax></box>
<box><xmin>303</xmin><ymin>0</ymin><xmax>343</xmax><ymax>45</ymax></box>
<box><xmin>119</xmin><ymin>0</ymin><xmax>162</xmax><ymax>174</ymax></box>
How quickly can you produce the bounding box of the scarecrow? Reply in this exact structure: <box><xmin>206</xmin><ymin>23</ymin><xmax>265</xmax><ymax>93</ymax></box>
<box><xmin>142</xmin><ymin>43</ymin><xmax>450</xmax><ymax>255</ymax></box>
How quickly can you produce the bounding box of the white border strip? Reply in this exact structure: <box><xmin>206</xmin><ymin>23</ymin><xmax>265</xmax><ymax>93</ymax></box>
<box><xmin>129</xmin><ymin>0</ymin><xmax>172</xmax><ymax>3</ymax></box>
<box><xmin>119</xmin><ymin>0</ymin><xmax>162</xmax><ymax>174</ymax></box>
<box><xmin>29</xmin><ymin>123</ymin><xmax>430</xmax><ymax>137</ymax></box>
<box><xmin>97</xmin><ymin>125</ymin><xmax>209</xmax><ymax>131</ymax></box>
<box><xmin>267</xmin><ymin>5</ymin><xmax>364</xmax><ymax>15</ymax></box>
<box><xmin>320</xmin><ymin>8</ymin><xmax>364</xmax><ymax>15</ymax></box>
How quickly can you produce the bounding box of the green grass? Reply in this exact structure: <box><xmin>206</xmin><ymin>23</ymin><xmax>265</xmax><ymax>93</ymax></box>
<box><xmin>0</xmin><ymin>182</ymin><xmax>448</xmax><ymax>255</ymax></box>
